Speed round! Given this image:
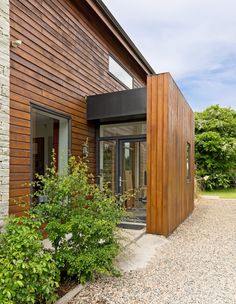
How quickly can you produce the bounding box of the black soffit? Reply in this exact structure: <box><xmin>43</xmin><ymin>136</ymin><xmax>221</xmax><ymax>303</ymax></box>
<box><xmin>87</xmin><ymin>87</ymin><xmax>147</xmax><ymax>123</ymax></box>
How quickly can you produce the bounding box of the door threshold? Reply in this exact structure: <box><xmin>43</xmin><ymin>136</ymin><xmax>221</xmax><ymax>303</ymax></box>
<box><xmin>118</xmin><ymin>221</ymin><xmax>146</xmax><ymax>230</ymax></box>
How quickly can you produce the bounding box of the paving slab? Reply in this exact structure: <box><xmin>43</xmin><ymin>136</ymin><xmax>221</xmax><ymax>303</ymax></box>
<box><xmin>117</xmin><ymin>233</ymin><xmax>168</xmax><ymax>272</ymax></box>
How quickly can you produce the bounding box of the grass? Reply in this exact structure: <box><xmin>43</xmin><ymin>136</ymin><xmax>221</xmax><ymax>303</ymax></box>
<box><xmin>201</xmin><ymin>188</ymin><xmax>236</xmax><ymax>199</ymax></box>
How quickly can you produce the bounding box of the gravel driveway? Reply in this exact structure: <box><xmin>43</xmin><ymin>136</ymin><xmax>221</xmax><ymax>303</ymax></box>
<box><xmin>70</xmin><ymin>198</ymin><xmax>236</xmax><ymax>304</ymax></box>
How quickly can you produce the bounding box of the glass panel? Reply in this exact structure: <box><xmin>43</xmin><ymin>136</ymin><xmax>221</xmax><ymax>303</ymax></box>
<box><xmin>58</xmin><ymin>119</ymin><xmax>69</xmax><ymax>173</ymax></box>
<box><xmin>139</xmin><ymin>142</ymin><xmax>147</xmax><ymax>201</ymax></box>
<box><xmin>99</xmin><ymin>141</ymin><xmax>116</xmax><ymax>194</ymax></box>
<box><xmin>100</xmin><ymin>121</ymin><xmax>146</xmax><ymax>137</ymax></box>
<box><xmin>32</xmin><ymin>108</ymin><xmax>69</xmax><ymax>180</ymax></box>
<box><xmin>186</xmin><ymin>142</ymin><xmax>191</xmax><ymax>181</ymax></box>
<box><xmin>109</xmin><ymin>56</ymin><xmax>133</xmax><ymax>89</ymax></box>
<box><xmin>121</xmin><ymin>141</ymin><xmax>147</xmax><ymax>222</ymax></box>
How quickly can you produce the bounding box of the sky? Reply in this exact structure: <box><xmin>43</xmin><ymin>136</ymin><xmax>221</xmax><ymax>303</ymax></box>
<box><xmin>103</xmin><ymin>0</ymin><xmax>236</xmax><ymax>112</ymax></box>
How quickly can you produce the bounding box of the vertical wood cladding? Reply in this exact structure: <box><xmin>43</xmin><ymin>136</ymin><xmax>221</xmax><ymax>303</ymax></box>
<box><xmin>9</xmin><ymin>0</ymin><xmax>146</xmax><ymax>216</ymax></box>
<box><xmin>147</xmin><ymin>73</ymin><xmax>194</xmax><ymax>236</ymax></box>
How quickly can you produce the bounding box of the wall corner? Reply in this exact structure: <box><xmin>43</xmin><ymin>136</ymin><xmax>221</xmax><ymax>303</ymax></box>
<box><xmin>0</xmin><ymin>0</ymin><xmax>10</xmax><ymax>228</ymax></box>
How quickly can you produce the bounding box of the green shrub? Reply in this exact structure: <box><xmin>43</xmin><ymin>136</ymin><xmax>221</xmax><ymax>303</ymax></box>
<box><xmin>195</xmin><ymin>105</ymin><xmax>236</xmax><ymax>189</ymax></box>
<box><xmin>0</xmin><ymin>216</ymin><xmax>59</xmax><ymax>304</ymax></box>
<box><xmin>32</xmin><ymin>156</ymin><xmax>125</xmax><ymax>284</ymax></box>
<box><xmin>194</xmin><ymin>177</ymin><xmax>201</xmax><ymax>198</ymax></box>
<box><xmin>198</xmin><ymin>173</ymin><xmax>234</xmax><ymax>191</ymax></box>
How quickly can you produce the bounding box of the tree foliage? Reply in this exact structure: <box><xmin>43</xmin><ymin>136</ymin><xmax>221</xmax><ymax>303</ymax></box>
<box><xmin>0</xmin><ymin>216</ymin><xmax>59</xmax><ymax>304</ymax></box>
<box><xmin>195</xmin><ymin>105</ymin><xmax>236</xmax><ymax>190</ymax></box>
<box><xmin>32</xmin><ymin>155</ymin><xmax>126</xmax><ymax>284</ymax></box>
<box><xmin>0</xmin><ymin>156</ymin><xmax>127</xmax><ymax>302</ymax></box>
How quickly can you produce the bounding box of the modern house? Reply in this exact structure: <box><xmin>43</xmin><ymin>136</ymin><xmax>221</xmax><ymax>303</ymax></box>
<box><xmin>0</xmin><ymin>0</ymin><xmax>194</xmax><ymax>236</ymax></box>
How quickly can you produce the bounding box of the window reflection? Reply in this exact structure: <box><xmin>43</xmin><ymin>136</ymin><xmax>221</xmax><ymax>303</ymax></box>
<box><xmin>109</xmin><ymin>56</ymin><xmax>133</xmax><ymax>89</ymax></box>
<box><xmin>32</xmin><ymin>108</ymin><xmax>69</xmax><ymax>178</ymax></box>
<box><xmin>100</xmin><ymin>121</ymin><xmax>146</xmax><ymax>137</ymax></box>
<box><xmin>186</xmin><ymin>142</ymin><xmax>191</xmax><ymax>181</ymax></box>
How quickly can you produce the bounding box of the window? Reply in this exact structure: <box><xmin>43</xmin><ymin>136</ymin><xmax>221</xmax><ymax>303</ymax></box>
<box><xmin>186</xmin><ymin>142</ymin><xmax>191</xmax><ymax>181</ymax></box>
<box><xmin>100</xmin><ymin>121</ymin><xmax>146</xmax><ymax>137</ymax></box>
<box><xmin>109</xmin><ymin>56</ymin><xmax>133</xmax><ymax>89</ymax></box>
<box><xmin>31</xmin><ymin>107</ymin><xmax>70</xmax><ymax>182</ymax></box>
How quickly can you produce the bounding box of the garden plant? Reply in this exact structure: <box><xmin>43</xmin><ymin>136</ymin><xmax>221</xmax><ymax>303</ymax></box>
<box><xmin>195</xmin><ymin>105</ymin><xmax>236</xmax><ymax>190</ymax></box>
<box><xmin>0</xmin><ymin>155</ymin><xmax>126</xmax><ymax>303</ymax></box>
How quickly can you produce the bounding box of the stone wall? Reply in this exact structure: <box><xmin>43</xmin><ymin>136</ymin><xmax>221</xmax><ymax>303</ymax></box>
<box><xmin>0</xmin><ymin>0</ymin><xmax>10</xmax><ymax>228</ymax></box>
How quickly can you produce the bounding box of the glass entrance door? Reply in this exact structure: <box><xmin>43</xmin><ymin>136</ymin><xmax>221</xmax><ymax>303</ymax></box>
<box><xmin>98</xmin><ymin>121</ymin><xmax>147</xmax><ymax>223</ymax></box>
<box><xmin>99</xmin><ymin>138</ymin><xmax>147</xmax><ymax>223</ymax></box>
<box><xmin>119</xmin><ymin>140</ymin><xmax>147</xmax><ymax>222</ymax></box>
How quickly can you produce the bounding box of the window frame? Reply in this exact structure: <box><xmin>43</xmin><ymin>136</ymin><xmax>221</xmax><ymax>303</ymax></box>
<box><xmin>108</xmin><ymin>54</ymin><xmax>134</xmax><ymax>89</ymax></box>
<box><xmin>186</xmin><ymin>142</ymin><xmax>191</xmax><ymax>182</ymax></box>
<box><xmin>30</xmin><ymin>102</ymin><xmax>72</xmax><ymax>184</ymax></box>
<box><xmin>99</xmin><ymin>121</ymin><xmax>146</xmax><ymax>137</ymax></box>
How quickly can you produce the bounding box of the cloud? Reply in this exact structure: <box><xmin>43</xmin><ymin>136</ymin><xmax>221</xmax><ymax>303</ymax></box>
<box><xmin>103</xmin><ymin>0</ymin><xmax>236</xmax><ymax>111</ymax></box>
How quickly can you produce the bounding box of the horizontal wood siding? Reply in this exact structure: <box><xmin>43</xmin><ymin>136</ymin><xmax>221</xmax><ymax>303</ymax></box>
<box><xmin>9</xmin><ymin>0</ymin><xmax>146</xmax><ymax>215</ymax></box>
<box><xmin>147</xmin><ymin>73</ymin><xmax>194</xmax><ymax>236</ymax></box>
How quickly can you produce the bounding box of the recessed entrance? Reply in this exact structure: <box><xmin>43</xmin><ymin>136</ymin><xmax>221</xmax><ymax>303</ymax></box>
<box><xmin>98</xmin><ymin>122</ymin><xmax>147</xmax><ymax>223</ymax></box>
<box><xmin>88</xmin><ymin>75</ymin><xmax>195</xmax><ymax>236</ymax></box>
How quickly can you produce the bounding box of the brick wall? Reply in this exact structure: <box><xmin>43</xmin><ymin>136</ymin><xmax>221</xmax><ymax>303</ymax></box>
<box><xmin>0</xmin><ymin>0</ymin><xmax>10</xmax><ymax>227</ymax></box>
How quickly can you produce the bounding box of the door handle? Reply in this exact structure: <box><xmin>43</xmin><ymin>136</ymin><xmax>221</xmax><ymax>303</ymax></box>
<box><xmin>119</xmin><ymin>176</ymin><xmax>122</xmax><ymax>188</ymax></box>
<box><xmin>119</xmin><ymin>176</ymin><xmax>125</xmax><ymax>188</ymax></box>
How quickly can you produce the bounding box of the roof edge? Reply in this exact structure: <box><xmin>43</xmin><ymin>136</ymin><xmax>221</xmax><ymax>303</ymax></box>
<box><xmin>95</xmin><ymin>0</ymin><xmax>155</xmax><ymax>75</ymax></box>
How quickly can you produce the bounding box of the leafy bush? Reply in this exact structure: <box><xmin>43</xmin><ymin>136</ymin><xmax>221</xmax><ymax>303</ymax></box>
<box><xmin>0</xmin><ymin>216</ymin><xmax>59</xmax><ymax>304</ymax></box>
<box><xmin>194</xmin><ymin>177</ymin><xmax>201</xmax><ymax>198</ymax></box>
<box><xmin>32</xmin><ymin>156</ymin><xmax>125</xmax><ymax>284</ymax></box>
<box><xmin>195</xmin><ymin>105</ymin><xmax>236</xmax><ymax>189</ymax></box>
<box><xmin>0</xmin><ymin>155</ymin><xmax>126</xmax><ymax>302</ymax></box>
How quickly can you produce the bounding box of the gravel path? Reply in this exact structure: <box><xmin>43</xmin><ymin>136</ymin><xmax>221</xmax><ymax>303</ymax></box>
<box><xmin>71</xmin><ymin>198</ymin><xmax>236</xmax><ymax>304</ymax></box>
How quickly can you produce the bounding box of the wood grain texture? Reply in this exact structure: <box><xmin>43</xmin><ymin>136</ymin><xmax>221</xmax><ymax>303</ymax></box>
<box><xmin>147</xmin><ymin>73</ymin><xmax>194</xmax><ymax>236</ymax></box>
<box><xmin>9</xmin><ymin>0</ymin><xmax>146</xmax><ymax>215</ymax></box>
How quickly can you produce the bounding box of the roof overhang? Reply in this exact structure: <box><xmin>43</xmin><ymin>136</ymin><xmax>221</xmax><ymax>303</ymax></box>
<box><xmin>84</xmin><ymin>0</ymin><xmax>155</xmax><ymax>75</ymax></box>
<box><xmin>87</xmin><ymin>87</ymin><xmax>146</xmax><ymax>123</ymax></box>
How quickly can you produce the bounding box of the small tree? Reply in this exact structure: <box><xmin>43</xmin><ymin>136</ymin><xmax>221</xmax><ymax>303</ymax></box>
<box><xmin>195</xmin><ymin>105</ymin><xmax>236</xmax><ymax>190</ymax></box>
<box><xmin>32</xmin><ymin>155</ymin><xmax>126</xmax><ymax>283</ymax></box>
<box><xmin>0</xmin><ymin>155</ymin><xmax>126</xmax><ymax>302</ymax></box>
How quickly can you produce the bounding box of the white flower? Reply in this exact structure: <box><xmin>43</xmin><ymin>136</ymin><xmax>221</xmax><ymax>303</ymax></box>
<box><xmin>98</xmin><ymin>239</ymin><xmax>106</xmax><ymax>244</ymax></box>
<box><xmin>203</xmin><ymin>175</ymin><xmax>210</xmax><ymax>181</ymax></box>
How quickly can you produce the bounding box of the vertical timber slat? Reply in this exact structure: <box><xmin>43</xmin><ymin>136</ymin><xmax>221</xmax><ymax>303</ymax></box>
<box><xmin>147</xmin><ymin>73</ymin><xmax>194</xmax><ymax>236</ymax></box>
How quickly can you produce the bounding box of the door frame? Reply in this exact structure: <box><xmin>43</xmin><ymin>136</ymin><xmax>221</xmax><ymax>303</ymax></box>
<box><xmin>118</xmin><ymin>138</ymin><xmax>146</xmax><ymax>194</ymax></box>
<box><xmin>97</xmin><ymin>134</ymin><xmax>146</xmax><ymax>194</ymax></box>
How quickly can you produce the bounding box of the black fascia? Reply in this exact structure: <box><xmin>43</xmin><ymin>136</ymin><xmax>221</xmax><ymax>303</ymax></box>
<box><xmin>87</xmin><ymin>87</ymin><xmax>146</xmax><ymax>123</ymax></box>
